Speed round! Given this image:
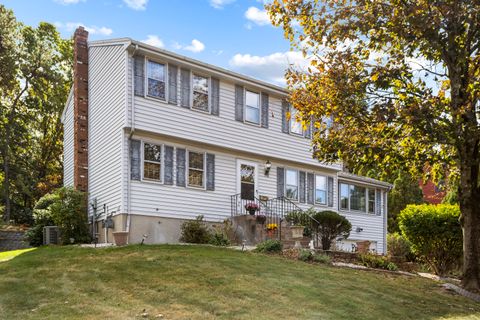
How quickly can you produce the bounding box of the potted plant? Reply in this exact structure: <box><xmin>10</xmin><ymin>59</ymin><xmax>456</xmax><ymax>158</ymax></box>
<box><xmin>290</xmin><ymin>226</ymin><xmax>305</xmax><ymax>239</ymax></box>
<box><xmin>285</xmin><ymin>210</ymin><xmax>306</xmax><ymax>239</ymax></box>
<box><xmin>266</xmin><ymin>223</ymin><xmax>278</xmax><ymax>238</ymax></box>
<box><xmin>256</xmin><ymin>214</ymin><xmax>266</xmax><ymax>224</ymax></box>
<box><xmin>244</xmin><ymin>202</ymin><xmax>259</xmax><ymax>215</ymax></box>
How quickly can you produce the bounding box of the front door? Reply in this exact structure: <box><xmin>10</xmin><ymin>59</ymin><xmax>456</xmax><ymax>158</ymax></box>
<box><xmin>237</xmin><ymin>160</ymin><xmax>258</xmax><ymax>200</ymax></box>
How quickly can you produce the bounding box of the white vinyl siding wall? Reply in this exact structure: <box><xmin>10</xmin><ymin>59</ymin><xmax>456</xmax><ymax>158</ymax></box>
<box><xmin>88</xmin><ymin>44</ymin><xmax>127</xmax><ymax>218</ymax></box>
<box><xmin>63</xmin><ymin>95</ymin><xmax>74</xmax><ymax>187</ymax></box>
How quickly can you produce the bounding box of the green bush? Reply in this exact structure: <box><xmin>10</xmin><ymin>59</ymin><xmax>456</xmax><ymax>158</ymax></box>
<box><xmin>359</xmin><ymin>253</ymin><xmax>397</xmax><ymax>271</ymax></box>
<box><xmin>311</xmin><ymin>210</ymin><xmax>352</xmax><ymax>250</ymax></box>
<box><xmin>209</xmin><ymin>232</ymin><xmax>230</xmax><ymax>246</ymax></box>
<box><xmin>387</xmin><ymin>233</ymin><xmax>414</xmax><ymax>261</ymax></box>
<box><xmin>26</xmin><ymin>187</ymin><xmax>90</xmax><ymax>246</ymax></box>
<box><xmin>313</xmin><ymin>253</ymin><xmax>332</xmax><ymax>264</ymax></box>
<box><xmin>398</xmin><ymin>204</ymin><xmax>462</xmax><ymax>275</ymax></box>
<box><xmin>254</xmin><ymin>239</ymin><xmax>283</xmax><ymax>253</ymax></box>
<box><xmin>180</xmin><ymin>215</ymin><xmax>212</xmax><ymax>244</ymax></box>
<box><xmin>298</xmin><ymin>249</ymin><xmax>313</xmax><ymax>261</ymax></box>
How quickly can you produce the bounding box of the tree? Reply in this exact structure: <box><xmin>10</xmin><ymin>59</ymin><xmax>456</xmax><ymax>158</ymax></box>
<box><xmin>0</xmin><ymin>5</ymin><xmax>72</xmax><ymax>223</ymax></box>
<box><xmin>311</xmin><ymin>210</ymin><xmax>352</xmax><ymax>250</ymax></box>
<box><xmin>388</xmin><ymin>170</ymin><xmax>424</xmax><ymax>232</ymax></box>
<box><xmin>267</xmin><ymin>0</ymin><xmax>480</xmax><ymax>291</ymax></box>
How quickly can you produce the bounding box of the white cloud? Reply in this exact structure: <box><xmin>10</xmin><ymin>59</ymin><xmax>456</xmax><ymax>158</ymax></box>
<box><xmin>55</xmin><ymin>22</ymin><xmax>113</xmax><ymax>36</ymax></box>
<box><xmin>54</xmin><ymin>0</ymin><xmax>85</xmax><ymax>4</ymax></box>
<box><xmin>244</xmin><ymin>7</ymin><xmax>270</xmax><ymax>26</ymax></box>
<box><xmin>229</xmin><ymin>51</ymin><xmax>309</xmax><ymax>85</ymax></box>
<box><xmin>123</xmin><ymin>0</ymin><xmax>148</xmax><ymax>10</ymax></box>
<box><xmin>209</xmin><ymin>0</ymin><xmax>235</xmax><ymax>9</ymax></box>
<box><xmin>173</xmin><ymin>39</ymin><xmax>205</xmax><ymax>53</ymax></box>
<box><xmin>142</xmin><ymin>35</ymin><xmax>165</xmax><ymax>48</ymax></box>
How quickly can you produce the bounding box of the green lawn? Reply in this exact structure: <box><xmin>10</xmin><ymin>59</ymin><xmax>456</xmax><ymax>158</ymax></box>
<box><xmin>0</xmin><ymin>245</ymin><xmax>478</xmax><ymax>320</ymax></box>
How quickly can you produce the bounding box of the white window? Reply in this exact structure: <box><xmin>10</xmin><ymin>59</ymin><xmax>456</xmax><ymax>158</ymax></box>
<box><xmin>245</xmin><ymin>90</ymin><xmax>260</xmax><ymax>124</ymax></box>
<box><xmin>315</xmin><ymin>175</ymin><xmax>327</xmax><ymax>205</ymax></box>
<box><xmin>147</xmin><ymin>60</ymin><xmax>166</xmax><ymax>99</ymax></box>
<box><xmin>285</xmin><ymin>169</ymin><xmax>298</xmax><ymax>201</ymax></box>
<box><xmin>188</xmin><ymin>151</ymin><xmax>205</xmax><ymax>188</ymax></box>
<box><xmin>339</xmin><ymin>182</ymin><xmax>376</xmax><ymax>214</ymax></box>
<box><xmin>143</xmin><ymin>143</ymin><xmax>162</xmax><ymax>181</ymax></box>
<box><xmin>290</xmin><ymin>108</ymin><xmax>303</xmax><ymax>135</ymax></box>
<box><xmin>192</xmin><ymin>74</ymin><xmax>209</xmax><ymax>111</ymax></box>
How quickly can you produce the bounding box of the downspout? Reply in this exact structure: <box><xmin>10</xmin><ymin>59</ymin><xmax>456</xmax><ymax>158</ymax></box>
<box><xmin>126</xmin><ymin>44</ymin><xmax>138</xmax><ymax>243</ymax></box>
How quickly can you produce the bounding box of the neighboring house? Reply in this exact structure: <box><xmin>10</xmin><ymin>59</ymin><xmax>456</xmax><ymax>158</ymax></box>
<box><xmin>419</xmin><ymin>179</ymin><xmax>446</xmax><ymax>204</ymax></box>
<box><xmin>61</xmin><ymin>27</ymin><xmax>392</xmax><ymax>253</ymax></box>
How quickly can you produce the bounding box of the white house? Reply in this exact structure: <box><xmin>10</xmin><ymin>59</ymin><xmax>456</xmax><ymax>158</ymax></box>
<box><xmin>62</xmin><ymin>27</ymin><xmax>391</xmax><ymax>253</ymax></box>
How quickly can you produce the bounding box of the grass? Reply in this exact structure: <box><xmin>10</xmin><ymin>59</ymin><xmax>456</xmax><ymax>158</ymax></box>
<box><xmin>0</xmin><ymin>245</ymin><xmax>479</xmax><ymax>320</ymax></box>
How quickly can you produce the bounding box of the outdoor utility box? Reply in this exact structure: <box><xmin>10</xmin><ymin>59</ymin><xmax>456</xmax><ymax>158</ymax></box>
<box><xmin>43</xmin><ymin>226</ymin><xmax>60</xmax><ymax>245</ymax></box>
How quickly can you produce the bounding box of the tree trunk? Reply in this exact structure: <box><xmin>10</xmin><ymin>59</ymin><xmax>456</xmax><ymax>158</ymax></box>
<box><xmin>458</xmin><ymin>146</ymin><xmax>480</xmax><ymax>292</ymax></box>
<box><xmin>2</xmin><ymin>139</ymin><xmax>10</xmax><ymax>223</ymax></box>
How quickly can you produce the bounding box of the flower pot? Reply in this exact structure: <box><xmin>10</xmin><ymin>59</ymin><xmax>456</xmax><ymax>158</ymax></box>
<box><xmin>291</xmin><ymin>226</ymin><xmax>305</xmax><ymax>239</ymax></box>
<box><xmin>112</xmin><ymin>231</ymin><xmax>129</xmax><ymax>246</ymax></box>
<box><xmin>248</xmin><ymin>209</ymin><xmax>256</xmax><ymax>215</ymax></box>
<box><xmin>256</xmin><ymin>215</ymin><xmax>266</xmax><ymax>224</ymax></box>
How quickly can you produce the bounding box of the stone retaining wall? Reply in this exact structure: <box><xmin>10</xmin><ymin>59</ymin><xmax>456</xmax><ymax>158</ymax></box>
<box><xmin>0</xmin><ymin>230</ymin><xmax>31</xmax><ymax>252</ymax></box>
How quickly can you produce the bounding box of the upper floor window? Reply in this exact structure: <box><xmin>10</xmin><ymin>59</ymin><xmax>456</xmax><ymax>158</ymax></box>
<box><xmin>290</xmin><ymin>108</ymin><xmax>303</xmax><ymax>135</ymax></box>
<box><xmin>143</xmin><ymin>143</ymin><xmax>162</xmax><ymax>181</ymax></box>
<box><xmin>192</xmin><ymin>74</ymin><xmax>209</xmax><ymax>111</ymax></box>
<box><xmin>315</xmin><ymin>175</ymin><xmax>327</xmax><ymax>205</ymax></box>
<box><xmin>245</xmin><ymin>90</ymin><xmax>260</xmax><ymax>124</ymax></box>
<box><xmin>340</xmin><ymin>182</ymin><xmax>376</xmax><ymax>214</ymax></box>
<box><xmin>285</xmin><ymin>169</ymin><xmax>298</xmax><ymax>201</ymax></box>
<box><xmin>147</xmin><ymin>60</ymin><xmax>166</xmax><ymax>99</ymax></box>
<box><xmin>188</xmin><ymin>151</ymin><xmax>205</xmax><ymax>188</ymax></box>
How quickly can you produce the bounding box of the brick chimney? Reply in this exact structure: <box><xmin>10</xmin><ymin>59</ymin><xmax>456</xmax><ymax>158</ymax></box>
<box><xmin>73</xmin><ymin>26</ymin><xmax>89</xmax><ymax>192</ymax></box>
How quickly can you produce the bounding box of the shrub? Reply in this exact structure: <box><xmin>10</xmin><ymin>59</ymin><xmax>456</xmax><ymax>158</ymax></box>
<box><xmin>387</xmin><ymin>233</ymin><xmax>414</xmax><ymax>261</ymax></box>
<box><xmin>254</xmin><ymin>239</ymin><xmax>282</xmax><ymax>253</ymax></box>
<box><xmin>311</xmin><ymin>210</ymin><xmax>352</xmax><ymax>250</ymax></box>
<box><xmin>26</xmin><ymin>187</ymin><xmax>90</xmax><ymax>246</ymax></box>
<box><xmin>359</xmin><ymin>253</ymin><xmax>397</xmax><ymax>271</ymax></box>
<box><xmin>298</xmin><ymin>249</ymin><xmax>313</xmax><ymax>262</ymax></box>
<box><xmin>398</xmin><ymin>204</ymin><xmax>462</xmax><ymax>275</ymax></box>
<box><xmin>208</xmin><ymin>220</ymin><xmax>232</xmax><ymax>246</ymax></box>
<box><xmin>180</xmin><ymin>215</ymin><xmax>212</xmax><ymax>244</ymax></box>
<box><xmin>313</xmin><ymin>253</ymin><xmax>332</xmax><ymax>264</ymax></box>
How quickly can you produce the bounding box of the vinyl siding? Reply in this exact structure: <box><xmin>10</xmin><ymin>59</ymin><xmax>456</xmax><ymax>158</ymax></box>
<box><xmin>63</xmin><ymin>95</ymin><xmax>74</xmax><ymax>187</ymax></box>
<box><xmin>88</xmin><ymin>44</ymin><xmax>127</xmax><ymax>217</ymax></box>
<box><xmin>125</xmin><ymin>133</ymin><xmax>386</xmax><ymax>253</ymax></box>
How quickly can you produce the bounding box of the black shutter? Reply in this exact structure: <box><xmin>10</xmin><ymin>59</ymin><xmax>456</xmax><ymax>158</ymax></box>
<box><xmin>327</xmin><ymin>176</ymin><xmax>334</xmax><ymax>207</ymax></box>
<box><xmin>180</xmin><ymin>68</ymin><xmax>190</xmax><ymax>108</ymax></box>
<box><xmin>206</xmin><ymin>153</ymin><xmax>215</xmax><ymax>191</ymax></box>
<box><xmin>235</xmin><ymin>85</ymin><xmax>244</xmax><ymax>122</ymax></box>
<box><xmin>176</xmin><ymin>148</ymin><xmax>186</xmax><ymax>187</ymax></box>
<box><xmin>277</xmin><ymin>167</ymin><xmax>285</xmax><ymax>197</ymax></box>
<box><xmin>376</xmin><ymin>189</ymin><xmax>382</xmax><ymax>215</ymax></box>
<box><xmin>299</xmin><ymin>171</ymin><xmax>306</xmax><ymax>203</ymax></box>
<box><xmin>168</xmin><ymin>65</ymin><xmax>178</xmax><ymax>105</ymax></box>
<box><xmin>282</xmin><ymin>99</ymin><xmax>289</xmax><ymax>133</ymax></box>
<box><xmin>164</xmin><ymin>146</ymin><xmax>174</xmax><ymax>185</ymax></box>
<box><xmin>134</xmin><ymin>56</ymin><xmax>144</xmax><ymax>96</ymax></box>
<box><xmin>130</xmin><ymin>139</ymin><xmax>141</xmax><ymax>180</ymax></box>
<box><xmin>261</xmin><ymin>92</ymin><xmax>269</xmax><ymax>128</ymax></box>
<box><xmin>307</xmin><ymin>173</ymin><xmax>314</xmax><ymax>204</ymax></box>
<box><xmin>211</xmin><ymin>77</ymin><xmax>220</xmax><ymax>116</ymax></box>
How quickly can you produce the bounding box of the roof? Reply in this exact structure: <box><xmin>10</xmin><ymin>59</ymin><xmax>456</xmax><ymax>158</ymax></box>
<box><xmin>88</xmin><ymin>37</ymin><xmax>289</xmax><ymax>96</ymax></box>
<box><xmin>337</xmin><ymin>171</ymin><xmax>393</xmax><ymax>189</ymax></box>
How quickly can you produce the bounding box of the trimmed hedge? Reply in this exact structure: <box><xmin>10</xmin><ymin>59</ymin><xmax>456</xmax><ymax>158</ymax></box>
<box><xmin>398</xmin><ymin>204</ymin><xmax>462</xmax><ymax>275</ymax></box>
<box><xmin>311</xmin><ymin>210</ymin><xmax>352</xmax><ymax>250</ymax></box>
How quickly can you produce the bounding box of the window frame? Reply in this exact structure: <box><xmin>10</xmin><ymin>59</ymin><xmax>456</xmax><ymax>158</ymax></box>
<box><xmin>186</xmin><ymin>149</ymin><xmax>206</xmax><ymax>189</ymax></box>
<box><xmin>289</xmin><ymin>107</ymin><xmax>304</xmax><ymax>136</ymax></box>
<box><xmin>244</xmin><ymin>89</ymin><xmax>261</xmax><ymax>125</ymax></box>
<box><xmin>141</xmin><ymin>141</ymin><xmax>163</xmax><ymax>183</ymax></box>
<box><xmin>285</xmin><ymin>168</ymin><xmax>299</xmax><ymax>201</ymax></box>
<box><xmin>315</xmin><ymin>174</ymin><xmax>328</xmax><ymax>205</ymax></box>
<box><xmin>339</xmin><ymin>181</ymin><xmax>377</xmax><ymax>215</ymax></box>
<box><xmin>190</xmin><ymin>71</ymin><xmax>211</xmax><ymax>113</ymax></box>
<box><xmin>145</xmin><ymin>58</ymin><xmax>168</xmax><ymax>101</ymax></box>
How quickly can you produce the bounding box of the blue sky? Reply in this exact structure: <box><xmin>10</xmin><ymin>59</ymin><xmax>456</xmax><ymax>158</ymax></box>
<box><xmin>3</xmin><ymin>0</ymin><xmax>307</xmax><ymax>85</ymax></box>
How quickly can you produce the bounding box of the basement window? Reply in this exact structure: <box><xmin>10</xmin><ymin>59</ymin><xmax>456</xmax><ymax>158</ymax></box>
<box><xmin>143</xmin><ymin>143</ymin><xmax>162</xmax><ymax>181</ymax></box>
<box><xmin>147</xmin><ymin>60</ymin><xmax>166</xmax><ymax>100</ymax></box>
